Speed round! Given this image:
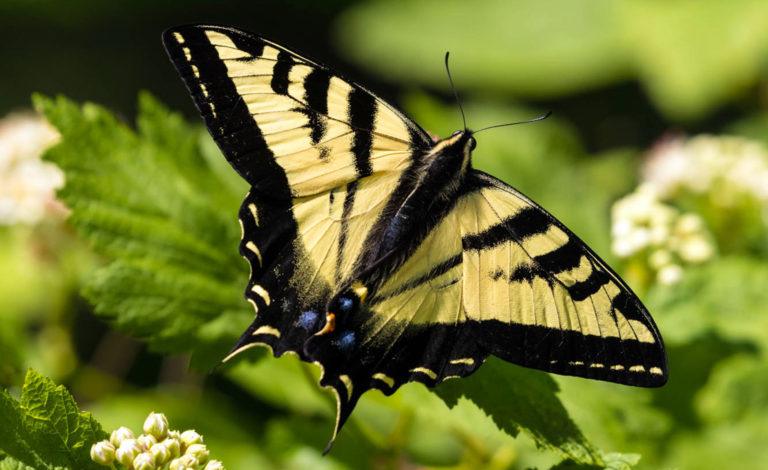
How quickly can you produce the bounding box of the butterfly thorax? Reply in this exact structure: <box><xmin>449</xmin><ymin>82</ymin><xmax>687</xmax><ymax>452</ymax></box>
<box><xmin>363</xmin><ymin>130</ymin><xmax>475</xmax><ymax>270</ymax></box>
<box><xmin>324</xmin><ymin>131</ymin><xmax>477</xmax><ymax>327</ymax></box>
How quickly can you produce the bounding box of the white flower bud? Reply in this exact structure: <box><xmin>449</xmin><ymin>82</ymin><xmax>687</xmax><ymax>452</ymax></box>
<box><xmin>649</xmin><ymin>249</ymin><xmax>673</xmax><ymax>269</ymax></box>
<box><xmin>110</xmin><ymin>426</ymin><xmax>135</xmax><ymax>447</ymax></box>
<box><xmin>116</xmin><ymin>438</ymin><xmax>142</xmax><ymax>467</ymax></box>
<box><xmin>90</xmin><ymin>440</ymin><xmax>115</xmax><ymax>466</ymax></box>
<box><xmin>649</xmin><ymin>223</ymin><xmax>670</xmax><ymax>245</ymax></box>
<box><xmin>204</xmin><ymin>460</ymin><xmax>225</xmax><ymax>470</ymax></box>
<box><xmin>612</xmin><ymin>237</ymin><xmax>636</xmax><ymax>258</ymax></box>
<box><xmin>150</xmin><ymin>441</ymin><xmax>172</xmax><ymax>465</ymax></box>
<box><xmin>143</xmin><ymin>412</ymin><xmax>169</xmax><ymax>440</ymax></box>
<box><xmin>164</xmin><ymin>436</ymin><xmax>182</xmax><ymax>458</ymax></box>
<box><xmin>179</xmin><ymin>429</ymin><xmax>203</xmax><ymax>449</ymax></box>
<box><xmin>676</xmin><ymin>213</ymin><xmax>704</xmax><ymax>235</ymax></box>
<box><xmin>133</xmin><ymin>452</ymin><xmax>156</xmax><ymax>470</ymax></box>
<box><xmin>136</xmin><ymin>433</ymin><xmax>157</xmax><ymax>451</ymax></box>
<box><xmin>186</xmin><ymin>443</ymin><xmax>210</xmax><ymax>464</ymax></box>
<box><xmin>678</xmin><ymin>236</ymin><xmax>714</xmax><ymax>263</ymax></box>
<box><xmin>170</xmin><ymin>454</ymin><xmax>199</xmax><ymax>470</ymax></box>
<box><xmin>658</xmin><ymin>264</ymin><xmax>683</xmax><ymax>285</ymax></box>
<box><xmin>611</xmin><ymin>218</ymin><xmax>633</xmax><ymax>238</ymax></box>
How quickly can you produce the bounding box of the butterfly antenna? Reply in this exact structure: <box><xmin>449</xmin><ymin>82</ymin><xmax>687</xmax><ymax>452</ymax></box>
<box><xmin>444</xmin><ymin>52</ymin><xmax>468</xmax><ymax>130</ymax></box>
<box><xmin>473</xmin><ymin>111</ymin><xmax>552</xmax><ymax>135</ymax></box>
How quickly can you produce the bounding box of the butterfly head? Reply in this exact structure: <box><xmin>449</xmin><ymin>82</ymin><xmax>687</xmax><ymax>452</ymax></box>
<box><xmin>450</xmin><ymin>130</ymin><xmax>477</xmax><ymax>152</ymax></box>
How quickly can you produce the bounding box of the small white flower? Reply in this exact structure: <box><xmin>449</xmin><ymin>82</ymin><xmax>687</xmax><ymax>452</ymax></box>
<box><xmin>164</xmin><ymin>436</ymin><xmax>182</xmax><ymax>458</ymax></box>
<box><xmin>649</xmin><ymin>249</ymin><xmax>673</xmax><ymax>269</ymax></box>
<box><xmin>204</xmin><ymin>460</ymin><xmax>225</xmax><ymax>470</ymax></box>
<box><xmin>143</xmin><ymin>412</ymin><xmax>170</xmax><ymax>440</ymax></box>
<box><xmin>116</xmin><ymin>438</ymin><xmax>142</xmax><ymax>467</ymax></box>
<box><xmin>133</xmin><ymin>452</ymin><xmax>156</xmax><ymax>470</ymax></box>
<box><xmin>658</xmin><ymin>264</ymin><xmax>684</xmax><ymax>285</ymax></box>
<box><xmin>186</xmin><ymin>443</ymin><xmax>210</xmax><ymax>464</ymax></box>
<box><xmin>677</xmin><ymin>236</ymin><xmax>714</xmax><ymax>263</ymax></box>
<box><xmin>137</xmin><ymin>433</ymin><xmax>158</xmax><ymax>451</ymax></box>
<box><xmin>611</xmin><ymin>218</ymin><xmax>634</xmax><ymax>238</ymax></box>
<box><xmin>110</xmin><ymin>426</ymin><xmax>135</xmax><ymax>447</ymax></box>
<box><xmin>179</xmin><ymin>429</ymin><xmax>203</xmax><ymax>449</ymax></box>
<box><xmin>89</xmin><ymin>440</ymin><xmax>115</xmax><ymax>466</ymax></box>
<box><xmin>0</xmin><ymin>112</ymin><xmax>64</xmax><ymax>226</ymax></box>
<box><xmin>170</xmin><ymin>454</ymin><xmax>199</xmax><ymax>470</ymax></box>
<box><xmin>611</xmin><ymin>237</ymin><xmax>636</xmax><ymax>258</ymax></box>
<box><xmin>150</xmin><ymin>441</ymin><xmax>172</xmax><ymax>465</ymax></box>
<box><xmin>675</xmin><ymin>213</ymin><xmax>704</xmax><ymax>235</ymax></box>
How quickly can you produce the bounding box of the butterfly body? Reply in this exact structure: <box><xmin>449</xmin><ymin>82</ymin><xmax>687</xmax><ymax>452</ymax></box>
<box><xmin>163</xmin><ymin>24</ymin><xmax>668</xmax><ymax>450</ymax></box>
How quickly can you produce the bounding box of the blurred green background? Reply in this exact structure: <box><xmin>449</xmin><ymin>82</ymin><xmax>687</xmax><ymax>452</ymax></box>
<box><xmin>2</xmin><ymin>1</ymin><xmax>768</xmax><ymax>469</ymax></box>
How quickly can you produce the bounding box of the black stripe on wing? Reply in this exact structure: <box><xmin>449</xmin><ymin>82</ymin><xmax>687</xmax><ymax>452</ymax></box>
<box><xmin>462</xmin><ymin>171</ymin><xmax>668</xmax><ymax>386</ymax></box>
<box><xmin>162</xmin><ymin>26</ymin><xmax>292</xmax><ymax>198</ymax></box>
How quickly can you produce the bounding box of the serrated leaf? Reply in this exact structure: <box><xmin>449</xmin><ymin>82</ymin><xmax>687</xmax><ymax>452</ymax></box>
<box><xmin>0</xmin><ymin>370</ymin><xmax>106</xmax><ymax>470</ymax></box>
<box><xmin>436</xmin><ymin>358</ymin><xmax>601</xmax><ymax>466</ymax></box>
<box><xmin>34</xmin><ymin>93</ymin><xmax>252</xmax><ymax>368</ymax></box>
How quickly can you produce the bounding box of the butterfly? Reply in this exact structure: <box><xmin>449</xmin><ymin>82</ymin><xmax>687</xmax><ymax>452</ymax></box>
<box><xmin>162</xmin><ymin>24</ymin><xmax>668</xmax><ymax>450</ymax></box>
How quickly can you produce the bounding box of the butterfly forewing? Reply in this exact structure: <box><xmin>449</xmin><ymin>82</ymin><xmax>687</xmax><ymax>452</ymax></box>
<box><xmin>162</xmin><ymin>25</ymin><xmax>431</xmax><ymax>198</ymax></box>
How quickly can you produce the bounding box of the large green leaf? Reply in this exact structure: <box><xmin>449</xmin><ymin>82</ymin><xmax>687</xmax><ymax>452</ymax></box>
<box><xmin>35</xmin><ymin>93</ymin><xmax>251</xmax><ymax>369</ymax></box>
<box><xmin>0</xmin><ymin>370</ymin><xmax>105</xmax><ymax>470</ymax></box>
<box><xmin>434</xmin><ymin>359</ymin><xmax>638</xmax><ymax>467</ymax></box>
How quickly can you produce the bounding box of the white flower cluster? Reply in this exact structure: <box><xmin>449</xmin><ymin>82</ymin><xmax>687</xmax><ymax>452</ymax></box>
<box><xmin>608</xmin><ymin>133</ymin><xmax>768</xmax><ymax>284</ymax></box>
<box><xmin>0</xmin><ymin>112</ymin><xmax>64</xmax><ymax>225</ymax></box>
<box><xmin>643</xmin><ymin>135</ymin><xmax>768</xmax><ymax>209</ymax></box>
<box><xmin>611</xmin><ymin>184</ymin><xmax>714</xmax><ymax>285</ymax></box>
<box><xmin>90</xmin><ymin>412</ymin><xmax>224</xmax><ymax>470</ymax></box>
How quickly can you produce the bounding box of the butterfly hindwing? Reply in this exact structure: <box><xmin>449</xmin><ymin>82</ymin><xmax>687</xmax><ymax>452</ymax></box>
<box><xmin>456</xmin><ymin>171</ymin><xmax>667</xmax><ymax>386</ymax></box>
<box><xmin>360</xmin><ymin>171</ymin><xmax>666</xmax><ymax>392</ymax></box>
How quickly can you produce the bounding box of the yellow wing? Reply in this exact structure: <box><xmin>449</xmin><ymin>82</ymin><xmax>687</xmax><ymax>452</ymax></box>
<box><xmin>163</xmin><ymin>25</ymin><xmax>431</xmax><ymax>198</ymax></box>
<box><xmin>365</xmin><ymin>172</ymin><xmax>667</xmax><ymax>388</ymax></box>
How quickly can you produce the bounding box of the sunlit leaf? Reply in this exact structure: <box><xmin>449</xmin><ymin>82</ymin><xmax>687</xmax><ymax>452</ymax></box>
<box><xmin>0</xmin><ymin>370</ymin><xmax>105</xmax><ymax>470</ymax></box>
<box><xmin>34</xmin><ymin>93</ymin><xmax>252</xmax><ymax>369</ymax></box>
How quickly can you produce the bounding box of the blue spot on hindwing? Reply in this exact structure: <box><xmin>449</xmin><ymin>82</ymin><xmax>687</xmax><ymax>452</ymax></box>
<box><xmin>297</xmin><ymin>310</ymin><xmax>319</xmax><ymax>330</ymax></box>
<box><xmin>336</xmin><ymin>331</ymin><xmax>356</xmax><ymax>352</ymax></box>
<box><xmin>338</xmin><ymin>296</ymin><xmax>354</xmax><ymax>312</ymax></box>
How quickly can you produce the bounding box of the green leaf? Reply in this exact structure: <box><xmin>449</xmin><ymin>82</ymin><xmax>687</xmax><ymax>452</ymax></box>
<box><xmin>337</xmin><ymin>0</ymin><xmax>768</xmax><ymax>121</ymax></box>
<box><xmin>0</xmin><ymin>457</ymin><xmax>41</xmax><ymax>470</ymax></box>
<box><xmin>620</xmin><ymin>0</ymin><xmax>768</xmax><ymax>120</ymax></box>
<box><xmin>435</xmin><ymin>358</ymin><xmax>602</xmax><ymax>466</ymax></box>
<box><xmin>649</xmin><ymin>257</ymin><xmax>768</xmax><ymax>348</ymax></box>
<box><xmin>0</xmin><ymin>370</ymin><xmax>106</xmax><ymax>470</ymax></box>
<box><xmin>336</xmin><ymin>0</ymin><xmax>629</xmax><ymax>99</ymax></box>
<box><xmin>34</xmin><ymin>93</ymin><xmax>252</xmax><ymax>368</ymax></box>
<box><xmin>696</xmin><ymin>354</ymin><xmax>768</xmax><ymax>424</ymax></box>
<box><xmin>551</xmin><ymin>452</ymin><xmax>640</xmax><ymax>470</ymax></box>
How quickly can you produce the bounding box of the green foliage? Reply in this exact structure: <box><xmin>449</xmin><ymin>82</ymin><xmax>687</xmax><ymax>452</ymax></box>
<box><xmin>336</xmin><ymin>0</ymin><xmax>768</xmax><ymax>121</ymax></box>
<box><xmin>648</xmin><ymin>257</ymin><xmax>768</xmax><ymax>347</ymax></box>
<box><xmin>0</xmin><ymin>457</ymin><xmax>39</xmax><ymax>470</ymax></box>
<box><xmin>437</xmin><ymin>359</ymin><xmax>600</xmax><ymax>465</ymax></box>
<box><xmin>0</xmin><ymin>370</ymin><xmax>105</xmax><ymax>470</ymax></box>
<box><xmin>34</xmin><ymin>93</ymin><xmax>252</xmax><ymax>369</ymax></box>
